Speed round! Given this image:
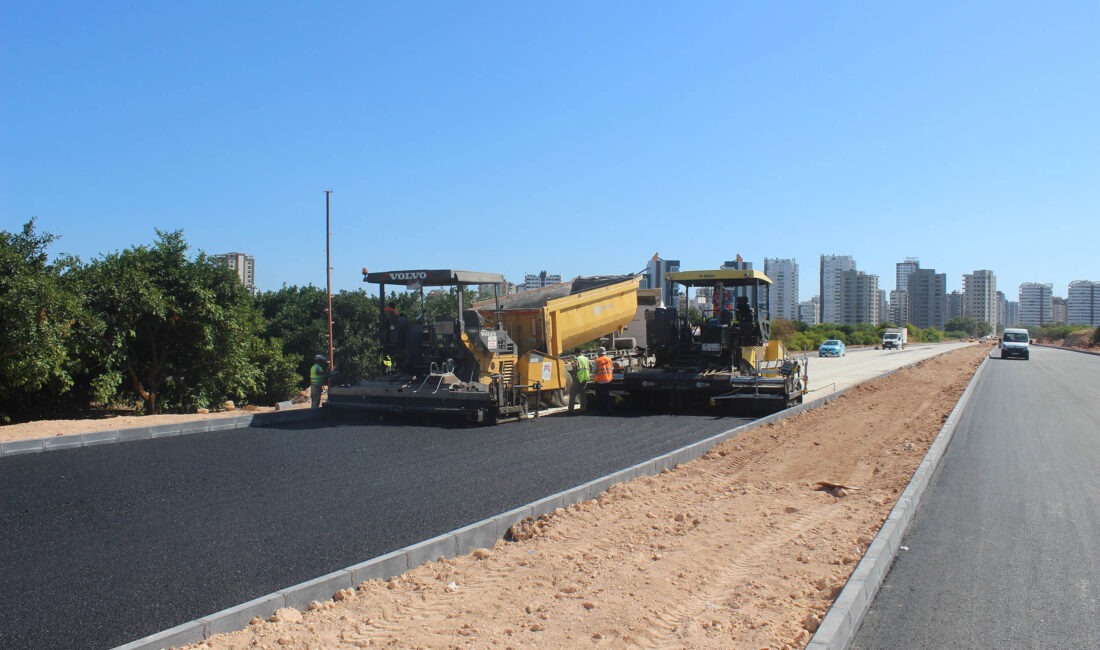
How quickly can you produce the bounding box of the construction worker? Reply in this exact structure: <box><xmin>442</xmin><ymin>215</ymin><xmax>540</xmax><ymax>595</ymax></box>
<box><xmin>310</xmin><ymin>354</ymin><xmax>328</xmax><ymax>408</ymax></box>
<box><xmin>593</xmin><ymin>346</ymin><xmax>614</xmax><ymax>415</ymax></box>
<box><xmin>568</xmin><ymin>351</ymin><xmax>591</xmax><ymax>413</ymax></box>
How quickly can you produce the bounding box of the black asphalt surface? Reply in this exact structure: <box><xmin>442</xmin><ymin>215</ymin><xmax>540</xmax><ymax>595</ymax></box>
<box><xmin>852</xmin><ymin>346</ymin><xmax>1100</xmax><ymax>649</ymax></box>
<box><xmin>0</xmin><ymin>409</ymin><xmax>751</xmax><ymax>650</ymax></box>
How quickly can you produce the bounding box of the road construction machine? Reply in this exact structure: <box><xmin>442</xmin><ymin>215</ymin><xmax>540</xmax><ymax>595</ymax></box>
<box><xmin>477</xmin><ymin>274</ymin><xmax>641</xmax><ymax>408</ymax></box>
<box><xmin>326</xmin><ymin>269</ymin><xmax>528</xmax><ymax>423</ymax></box>
<box><xmin>325</xmin><ymin>270</ymin><xmax>642</xmax><ymax>423</ymax></box>
<box><xmin>619</xmin><ymin>268</ymin><xmax>807</xmax><ymax>411</ymax></box>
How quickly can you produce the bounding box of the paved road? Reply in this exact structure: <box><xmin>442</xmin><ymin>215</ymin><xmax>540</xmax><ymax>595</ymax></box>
<box><xmin>852</xmin><ymin>345</ymin><xmax>1100</xmax><ymax>649</ymax></box>
<box><xmin>0</xmin><ymin>342</ymin><xmax>970</xmax><ymax>650</ymax></box>
<box><xmin>0</xmin><ymin>411</ymin><xmax>753</xmax><ymax>650</ymax></box>
<box><xmin>803</xmin><ymin>340</ymin><xmax>975</xmax><ymax>398</ymax></box>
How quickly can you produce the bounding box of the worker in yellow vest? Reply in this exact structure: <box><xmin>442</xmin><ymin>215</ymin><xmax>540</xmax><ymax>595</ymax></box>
<box><xmin>568</xmin><ymin>351</ymin><xmax>591</xmax><ymax>413</ymax></box>
<box><xmin>310</xmin><ymin>354</ymin><xmax>328</xmax><ymax>408</ymax></box>
<box><xmin>593</xmin><ymin>347</ymin><xmax>614</xmax><ymax>415</ymax></box>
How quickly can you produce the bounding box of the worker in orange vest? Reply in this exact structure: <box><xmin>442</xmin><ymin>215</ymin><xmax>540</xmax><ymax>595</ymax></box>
<box><xmin>593</xmin><ymin>346</ymin><xmax>614</xmax><ymax>415</ymax></box>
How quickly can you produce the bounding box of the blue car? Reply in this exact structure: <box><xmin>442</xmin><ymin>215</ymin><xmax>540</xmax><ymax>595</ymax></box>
<box><xmin>819</xmin><ymin>339</ymin><xmax>846</xmax><ymax>357</ymax></box>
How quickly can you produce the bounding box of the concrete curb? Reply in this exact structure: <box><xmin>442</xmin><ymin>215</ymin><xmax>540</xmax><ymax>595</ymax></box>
<box><xmin>1</xmin><ymin>409</ymin><xmax>321</xmax><ymax>458</ymax></box>
<box><xmin>805</xmin><ymin>354</ymin><xmax>990</xmax><ymax>650</ymax></box>
<box><xmin>112</xmin><ymin>346</ymin><xmax>975</xmax><ymax>650</ymax></box>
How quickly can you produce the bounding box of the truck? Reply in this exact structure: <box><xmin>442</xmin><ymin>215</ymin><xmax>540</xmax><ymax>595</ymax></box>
<box><xmin>476</xmin><ymin>274</ymin><xmax>642</xmax><ymax>408</ymax></box>
<box><xmin>882</xmin><ymin>327</ymin><xmax>907</xmax><ymax>350</ymax></box>
<box><xmin>617</xmin><ymin>268</ymin><xmax>807</xmax><ymax>412</ymax></box>
<box><xmin>325</xmin><ymin>270</ymin><xmax>641</xmax><ymax>423</ymax></box>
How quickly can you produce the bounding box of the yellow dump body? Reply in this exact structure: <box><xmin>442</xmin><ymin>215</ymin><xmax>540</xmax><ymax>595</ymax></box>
<box><xmin>476</xmin><ymin>276</ymin><xmax>640</xmax><ymax>394</ymax></box>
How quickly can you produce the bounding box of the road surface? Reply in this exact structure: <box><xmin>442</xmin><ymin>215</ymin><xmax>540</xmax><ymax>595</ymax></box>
<box><xmin>852</xmin><ymin>345</ymin><xmax>1100</xmax><ymax>649</ymax></box>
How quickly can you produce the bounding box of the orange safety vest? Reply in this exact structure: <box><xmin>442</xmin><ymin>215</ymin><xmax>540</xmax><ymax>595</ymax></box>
<box><xmin>594</xmin><ymin>355</ymin><xmax>613</xmax><ymax>383</ymax></box>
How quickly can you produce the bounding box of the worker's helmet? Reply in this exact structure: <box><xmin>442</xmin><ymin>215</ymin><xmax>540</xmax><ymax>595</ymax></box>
<box><xmin>598</xmin><ymin>347</ymin><xmax>607</xmax><ymax>355</ymax></box>
<box><xmin>315</xmin><ymin>354</ymin><xmax>327</xmax><ymax>362</ymax></box>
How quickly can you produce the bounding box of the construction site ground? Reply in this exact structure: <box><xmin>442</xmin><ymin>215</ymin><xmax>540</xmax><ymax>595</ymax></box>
<box><xmin>3</xmin><ymin>342</ymin><xmax>992</xmax><ymax>649</ymax></box>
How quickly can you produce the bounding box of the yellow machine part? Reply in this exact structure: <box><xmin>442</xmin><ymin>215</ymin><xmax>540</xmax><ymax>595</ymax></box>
<box><xmin>483</xmin><ymin>276</ymin><xmax>640</xmax><ymax>395</ymax></box>
<box><xmin>741</xmin><ymin>340</ymin><xmax>791</xmax><ymax>377</ymax></box>
<box><xmin>518</xmin><ymin>352</ymin><xmax>569</xmax><ymax>393</ymax></box>
<box><xmin>461</xmin><ymin>332</ymin><xmax>518</xmax><ymax>387</ymax></box>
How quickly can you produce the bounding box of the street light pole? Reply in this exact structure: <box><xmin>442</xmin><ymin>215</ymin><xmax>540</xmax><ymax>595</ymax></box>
<box><xmin>325</xmin><ymin>190</ymin><xmax>334</xmax><ymax>372</ymax></box>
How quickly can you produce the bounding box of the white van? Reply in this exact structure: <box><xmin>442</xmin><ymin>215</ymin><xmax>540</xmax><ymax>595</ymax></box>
<box><xmin>1000</xmin><ymin>328</ymin><xmax>1030</xmax><ymax>360</ymax></box>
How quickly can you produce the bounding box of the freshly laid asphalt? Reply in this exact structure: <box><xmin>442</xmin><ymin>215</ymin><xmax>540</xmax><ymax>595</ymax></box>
<box><xmin>0</xmin><ymin>409</ymin><xmax>751</xmax><ymax>650</ymax></box>
<box><xmin>851</xmin><ymin>346</ymin><xmax>1100</xmax><ymax>649</ymax></box>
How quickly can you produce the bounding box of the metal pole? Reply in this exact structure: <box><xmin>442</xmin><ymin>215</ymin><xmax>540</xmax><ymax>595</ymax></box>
<box><xmin>325</xmin><ymin>190</ymin><xmax>334</xmax><ymax>372</ymax></box>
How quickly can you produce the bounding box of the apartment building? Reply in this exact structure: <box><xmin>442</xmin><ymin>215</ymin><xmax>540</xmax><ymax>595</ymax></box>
<box><xmin>764</xmin><ymin>258</ymin><xmax>799</xmax><ymax>321</ymax></box>
<box><xmin>819</xmin><ymin>254</ymin><xmax>855</xmax><ymax>325</ymax></box>
<box><xmin>908</xmin><ymin>268</ymin><xmax>947</xmax><ymax>330</ymax></box>
<box><xmin>1067</xmin><ymin>280</ymin><xmax>1100</xmax><ymax>326</ymax></box>
<box><xmin>215</xmin><ymin>252</ymin><xmax>257</xmax><ymax>295</ymax></box>
<box><xmin>1018</xmin><ymin>282</ymin><xmax>1053</xmax><ymax>327</ymax></box>
<box><xmin>839</xmin><ymin>269</ymin><xmax>879</xmax><ymax>325</ymax></box>
<box><xmin>963</xmin><ymin>270</ymin><xmax>998</xmax><ymax>328</ymax></box>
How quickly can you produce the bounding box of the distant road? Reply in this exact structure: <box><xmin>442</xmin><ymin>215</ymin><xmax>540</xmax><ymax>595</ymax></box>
<box><xmin>852</xmin><ymin>345</ymin><xmax>1100</xmax><ymax>648</ymax></box>
<box><xmin>802</xmin><ymin>340</ymin><xmax>976</xmax><ymax>397</ymax></box>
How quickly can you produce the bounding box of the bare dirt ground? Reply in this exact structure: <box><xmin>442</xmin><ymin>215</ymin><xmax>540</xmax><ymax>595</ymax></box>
<box><xmin>0</xmin><ymin>391</ymin><xmax>317</xmax><ymax>444</ymax></box>
<box><xmin>2</xmin><ymin>347</ymin><xmax>988</xmax><ymax>649</ymax></box>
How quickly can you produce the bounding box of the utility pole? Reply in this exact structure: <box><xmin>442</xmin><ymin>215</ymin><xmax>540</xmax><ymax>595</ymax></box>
<box><xmin>325</xmin><ymin>190</ymin><xmax>334</xmax><ymax>372</ymax></box>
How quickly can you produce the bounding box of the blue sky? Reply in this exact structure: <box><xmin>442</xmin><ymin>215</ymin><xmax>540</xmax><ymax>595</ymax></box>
<box><xmin>3</xmin><ymin>1</ymin><xmax>1097</xmax><ymax>302</ymax></box>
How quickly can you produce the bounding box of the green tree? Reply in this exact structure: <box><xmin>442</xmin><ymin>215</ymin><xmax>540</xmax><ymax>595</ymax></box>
<box><xmin>0</xmin><ymin>220</ymin><xmax>88</xmax><ymax>421</ymax></box>
<box><xmin>256</xmin><ymin>285</ymin><xmax>330</xmax><ymax>385</ymax></box>
<box><xmin>80</xmin><ymin>230</ymin><xmax>275</xmax><ymax>413</ymax></box>
<box><xmin>330</xmin><ymin>290</ymin><xmax>380</xmax><ymax>381</ymax></box>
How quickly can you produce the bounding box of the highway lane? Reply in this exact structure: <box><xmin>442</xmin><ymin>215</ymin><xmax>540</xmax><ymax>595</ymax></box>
<box><xmin>803</xmin><ymin>340</ymin><xmax>975</xmax><ymax>398</ymax></box>
<box><xmin>0</xmin><ymin>410</ymin><xmax>753</xmax><ymax>650</ymax></box>
<box><xmin>0</xmin><ymin>341</ymin><xmax>971</xmax><ymax>650</ymax></box>
<box><xmin>852</xmin><ymin>346</ymin><xmax>1100</xmax><ymax>649</ymax></box>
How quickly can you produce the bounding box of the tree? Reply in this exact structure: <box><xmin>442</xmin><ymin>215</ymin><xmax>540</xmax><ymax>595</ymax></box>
<box><xmin>80</xmin><ymin>230</ymin><xmax>277</xmax><ymax>413</ymax></box>
<box><xmin>256</xmin><ymin>285</ymin><xmax>330</xmax><ymax>385</ymax></box>
<box><xmin>0</xmin><ymin>220</ymin><xmax>90</xmax><ymax>421</ymax></box>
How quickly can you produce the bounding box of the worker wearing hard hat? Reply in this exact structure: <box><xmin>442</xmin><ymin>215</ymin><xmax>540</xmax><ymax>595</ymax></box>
<box><xmin>310</xmin><ymin>354</ymin><xmax>328</xmax><ymax>408</ymax></box>
<box><xmin>593</xmin><ymin>347</ymin><xmax>614</xmax><ymax>415</ymax></box>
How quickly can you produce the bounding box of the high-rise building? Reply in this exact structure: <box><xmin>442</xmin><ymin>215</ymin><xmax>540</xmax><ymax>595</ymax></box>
<box><xmin>1052</xmin><ymin>296</ymin><xmax>1066</xmax><ymax>325</ymax></box>
<box><xmin>839</xmin><ymin>269</ymin><xmax>879</xmax><ymax>325</ymax></box>
<box><xmin>1018</xmin><ymin>282</ymin><xmax>1053</xmax><ymax>326</ymax></box>
<box><xmin>216</xmin><ymin>252</ymin><xmax>257</xmax><ymax>295</ymax></box>
<box><xmin>764</xmin><ymin>258</ymin><xmax>799</xmax><ymax>321</ymax></box>
<box><xmin>1001</xmin><ymin>300</ymin><xmax>1019</xmax><ymax>329</ymax></box>
<box><xmin>644</xmin><ymin>254</ymin><xmax>680</xmax><ymax>308</ymax></box>
<box><xmin>798</xmin><ymin>297</ymin><xmax>820</xmax><ymax>325</ymax></box>
<box><xmin>908</xmin><ymin>268</ymin><xmax>947</xmax><ymax>330</ymax></box>
<box><xmin>1067</xmin><ymin>280</ymin><xmax>1100</xmax><ymax>325</ymax></box>
<box><xmin>819</xmin><ymin>254</ymin><xmax>855</xmax><ymax>325</ymax></box>
<box><xmin>889</xmin><ymin>290</ymin><xmax>909</xmax><ymax>326</ymax></box>
<box><xmin>963</xmin><ymin>270</ymin><xmax>998</xmax><ymax>328</ymax></box>
<box><xmin>522</xmin><ymin>271</ymin><xmax>562</xmax><ymax>292</ymax></box>
<box><xmin>896</xmin><ymin>257</ymin><xmax>920</xmax><ymax>293</ymax></box>
<box><xmin>947</xmin><ymin>291</ymin><xmax>964</xmax><ymax>321</ymax></box>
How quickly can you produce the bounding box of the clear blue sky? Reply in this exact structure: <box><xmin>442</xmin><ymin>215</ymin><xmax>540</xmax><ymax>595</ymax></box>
<box><xmin>3</xmin><ymin>1</ymin><xmax>1097</xmax><ymax>302</ymax></box>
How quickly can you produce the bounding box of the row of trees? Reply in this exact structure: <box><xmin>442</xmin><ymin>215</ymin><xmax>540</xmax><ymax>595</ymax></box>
<box><xmin>2</xmin><ymin>221</ymin><xmax>402</xmax><ymax>423</ymax></box>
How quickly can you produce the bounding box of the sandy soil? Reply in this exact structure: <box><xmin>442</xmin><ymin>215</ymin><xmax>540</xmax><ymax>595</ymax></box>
<box><xmin>2</xmin><ymin>347</ymin><xmax>987</xmax><ymax>649</ymax></box>
<box><xmin>0</xmin><ymin>391</ymin><xmax>318</xmax><ymax>444</ymax></box>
